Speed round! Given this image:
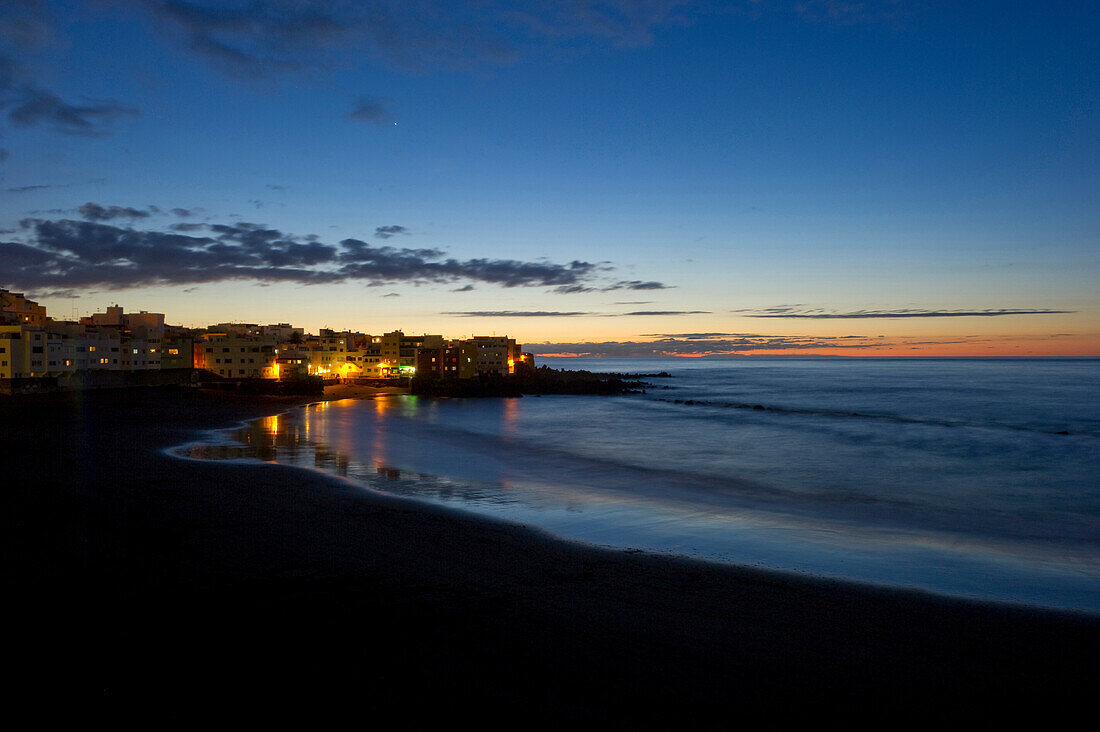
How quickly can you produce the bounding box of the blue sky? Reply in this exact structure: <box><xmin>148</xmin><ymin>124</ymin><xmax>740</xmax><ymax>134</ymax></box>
<box><xmin>1</xmin><ymin>1</ymin><xmax>1097</xmax><ymax>355</ymax></box>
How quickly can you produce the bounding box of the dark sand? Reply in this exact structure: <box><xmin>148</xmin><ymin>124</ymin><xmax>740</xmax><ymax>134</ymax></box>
<box><xmin>3</xmin><ymin>387</ymin><xmax>1097</xmax><ymax>724</ymax></box>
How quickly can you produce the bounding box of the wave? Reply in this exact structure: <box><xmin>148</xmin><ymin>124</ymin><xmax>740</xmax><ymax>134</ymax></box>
<box><xmin>654</xmin><ymin>397</ymin><xmax>1098</xmax><ymax>438</ymax></box>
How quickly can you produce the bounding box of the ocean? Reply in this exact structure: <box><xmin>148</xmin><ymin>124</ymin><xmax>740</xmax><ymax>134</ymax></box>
<box><xmin>178</xmin><ymin>357</ymin><xmax>1100</xmax><ymax>613</ymax></box>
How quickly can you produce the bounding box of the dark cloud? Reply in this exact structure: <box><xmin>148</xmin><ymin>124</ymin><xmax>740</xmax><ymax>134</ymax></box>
<box><xmin>609</xmin><ymin>280</ymin><xmax>669</xmax><ymax>291</ymax></box>
<box><xmin>5</xmin><ymin>183</ymin><xmax>54</xmax><ymax>192</ymax></box>
<box><xmin>78</xmin><ymin>202</ymin><xmax>151</xmax><ymax>221</ymax></box>
<box><xmin>553</xmin><ymin>279</ymin><xmax>671</xmax><ymax>294</ymax></box>
<box><xmin>452</xmin><ymin>284</ymin><xmax>475</xmax><ymax>292</ymax></box>
<box><xmin>29</xmin><ymin>288</ymin><xmax>79</xmax><ymax>299</ymax></box>
<box><xmin>374</xmin><ymin>224</ymin><xmax>408</xmax><ymax>239</ymax></box>
<box><xmin>525</xmin><ymin>334</ymin><xmax>895</xmax><ymax>357</ymax></box>
<box><xmin>616</xmin><ymin>310</ymin><xmax>709</xmax><ymax>316</ymax></box>
<box><xmin>7</xmin><ymin>91</ymin><xmax>138</xmax><ymax>136</ymax></box>
<box><xmin>0</xmin><ymin>216</ymin><xmax>604</xmax><ymax>291</ymax></box>
<box><xmin>350</xmin><ymin>97</ymin><xmax>390</xmax><ymax>123</ymax></box>
<box><xmin>613</xmin><ymin>301</ymin><xmax>653</xmax><ymax>305</ymax></box>
<box><xmin>382</xmin><ymin>292</ymin><xmax>400</xmax><ymax>297</ymax></box>
<box><xmin>0</xmin><ymin>1</ymin><xmax>53</xmax><ymax>51</ymax></box>
<box><xmin>127</xmin><ymin>1</ymin><xmax>722</xmax><ymax>77</ymax></box>
<box><xmin>741</xmin><ymin>308</ymin><xmax>1074</xmax><ymax>319</ymax></box>
<box><xmin>644</xmin><ymin>332</ymin><xmax>738</xmax><ymax>339</ymax></box>
<box><xmin>444</xmin><ymin>311</ymin><xmax>590</xmax><ymax>317</ymax></box>
<box><xmin>142</xmin><ymin>0</ymin><xmax>355</xmax><ymax>77</ymax></box>
<box><xmin>3</xmin><ymin>35</ymin><xmax>135</xmax><ymax>139</ymax></box>
<box><xmin>790</xmin><ymin>0</ymin><xmax>908</xmax><ymax>24</ymax></box>
<box><xmin>171</xmin><ymin>207</ymin><xmax>199</xmax><ymax>217</ymax></box>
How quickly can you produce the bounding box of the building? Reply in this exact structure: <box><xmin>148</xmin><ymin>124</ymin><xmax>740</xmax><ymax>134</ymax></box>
<box><xmin>275</xmin><ymin>350</ymin><xmax>311</xmax><ymax>381</ymax></box>
<box><xmin>417</xmin><ymin>340</ymin><xmax>478</xmax><ymax>379</ymax></box>
<box><xmin>299</xmin><ymin>329</ymin><xmax>354</xmax><ymax>377</ymax></box>
<box><xmin>468</xmin><ymin>335</ymin><xmax>521</xmax><ymax>375</ymax></box>
<box><xmin>195</xmin><ymin>332</ymin><xmax>277</xmax><ymax>378</ymax></box>
<box><xmin>345</xmin><ymin>336</ymin><xmax>385</xmax><ymax>377</ymax></box>
<box><xmin>0</xmin><ymin>325</ymin><xmax>42</xmax><ymax>378</ymax></box>
<box><xmin>161</xmin><ymin>329</ymin><xmax>196</xmax><ymax>370</ymax></box>
<box><xmin>77</xmin><ymin>326</ymin><xmax>123</xmax><ymax>370</ymax></box>
<box><xmin>0</xmin><ymin>289</ymin><xmax>527</xmax><ymax>388</ymax></box>
<box><xmin>0</xmin><ymin>290</ymin><xmax>48</xmax><ymax>327</ymax></box>
<box><xmin>46</xmin><ymin>324</ymin><xmax>79</xmax><ymax>375</ymax></box>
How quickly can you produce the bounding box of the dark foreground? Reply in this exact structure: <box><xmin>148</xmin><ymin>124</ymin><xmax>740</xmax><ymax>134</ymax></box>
<box><xmin>3</xmin><ymin>388</ymin><xmax>1096</xmax><ymax>724</ymax></box>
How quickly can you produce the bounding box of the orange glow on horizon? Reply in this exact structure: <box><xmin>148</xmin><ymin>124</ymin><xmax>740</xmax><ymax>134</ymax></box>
<box><xmin>533</xmin><ymin>333</ymin><xmax>1100</xmax><ymax>359</ymax></box>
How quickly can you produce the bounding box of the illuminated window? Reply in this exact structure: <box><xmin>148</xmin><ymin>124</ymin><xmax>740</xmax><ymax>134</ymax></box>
<box><xmin>89</xmin><ymin>345</ymin><xmax>96</xmax><ymax>352</ymax></box>
<box><xmin>168</xmin><ymin>348</ymin><xmax>179</xmax><ymax>355</ymax></box>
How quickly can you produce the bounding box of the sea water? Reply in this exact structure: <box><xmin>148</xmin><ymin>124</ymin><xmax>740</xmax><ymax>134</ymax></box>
<box><xmin>179</xmin><ymin>358</ymin><xmax>1100</xmax><ymax>613</ymax></box>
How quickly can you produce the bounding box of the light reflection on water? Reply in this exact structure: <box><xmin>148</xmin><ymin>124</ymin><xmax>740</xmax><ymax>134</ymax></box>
<box><xmin>174</xmin><ymin>393</ymin><xmax>1100</xmax><ymax>614</ymax></box>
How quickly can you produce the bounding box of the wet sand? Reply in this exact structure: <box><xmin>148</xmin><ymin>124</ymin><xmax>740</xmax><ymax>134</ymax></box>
<box><xmin>2</xmin><ymin>386</ymin><xmax>1096</xmax><ymax>724</ymax></box>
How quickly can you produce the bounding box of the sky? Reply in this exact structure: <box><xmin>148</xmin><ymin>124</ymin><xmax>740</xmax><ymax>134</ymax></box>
<box><xmin>1</xmin><ymin>0</ymin><xmax>1097</xmax><ymax>356</ymax></box>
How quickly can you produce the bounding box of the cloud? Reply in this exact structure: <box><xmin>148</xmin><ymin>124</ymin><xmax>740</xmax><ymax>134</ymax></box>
<box><xmin>0</xmin><ymin>1</ymin><xmax>53</xmax><ymax>51</ymax></box>
<box><xmin>0</xmin><ymin>215</ymin><xmax>606</xmax><ymax>291</ymax></box>
<box><xmin>441</xmin><ymin>309</ymin><xmax>708</xmax><ymax>318</ymax></box>
<box><xmin>171</xmin><ymin>207</ymin><xmax>199</xmax><ymax>217</ymax></box>
<box><xmin>444</xmin><ymin>311</ymin><xmax>590</xmax><ymax>317</ymax></box>
<box><xmin>740</xmin><ymin>308</ymin><xmax>1075</xmax><ymax>319</ymax></box>
<box><xmin>350</xmin><ymin>97</ymin><xmax>390</xmax><ymax>123</ymax></box>
<box><xmin>5</xmin><ymin>183</ymin><xmax>54</xmax><ymax>192</ymax></box>
<box><xmin>141</xmin><ymin>0</ymin><xmax>357</xmax><ymax>77</ymax></box>
<box><xmin>374</xmin><ymin>224</ymin><xmax>408</xmax><ymax>239</ymax></box>
<box><xmin>790</xmin><ymin>0</ymin><xmax>908</xmax><ymax>24</ymax></box>
<box><xmin>2</xmin><ymin>43</ymin><xmax>137</xmax><ymax>138</ymax></box>
<box><xmin>452</xmin><ymin>284</ymin><xmax>475</xmax><ymax>292</ymax></box>
<box><xmin>525</xmin><ymin>334</ymin><xmax>896</xmax><ymax>357</ymax></box>
<box><xmin>382</xmin><ymin>292</ymin><xmax>400</xmax><ymax>297</ymax></box>
<box><xmin>78</xmin><ymin>202</ymin><xmax>151</xmax><ymax>221</ymax></box>
<box><xmin>127</xmin><ymin>1</ymin><xmax>721</xmax><ymax>78</ymax></box>
<box><xmin>553</xmin><ymin>279</ymin><xmax>670</xmax><ymax>294</ymax></box>
<box><xmin>7</xmin><ymin>91</ymin><xmax>139</xmax><ymax>136</ymax></box>
<box><xmin>1</xmin><ymin>3</ymin><xmax>138</xmax><ymax>139</ymax></box>
<box><xmin>644</xmin><ymin>332</ymin><xmax>738</xmax><ymax>339</ymax></box>
<box><xmin>616</xmin><ymin>310</ymin><xmax>709</xmax><ymax>316</ymax></box>
<box><xmin>29</xmin><ymin>288</ymin><xmax>80</xmax><ymax>299</ymax></box>
<box><xmin>609</xmin><ymin>280</ymin><xmax>669</xmax><ymax>291</ymax></box>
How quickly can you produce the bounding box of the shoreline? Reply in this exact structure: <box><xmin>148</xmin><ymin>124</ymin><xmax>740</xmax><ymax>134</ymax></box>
<box><xmin>181</xmin><ymin>395</ymin><xmax>1100</xmax><ymax>617</ymax></box>
<box><xmin>3</xmin><ymin>386</ymin><xmax>1098</xmax><ymax>721</ymax></box>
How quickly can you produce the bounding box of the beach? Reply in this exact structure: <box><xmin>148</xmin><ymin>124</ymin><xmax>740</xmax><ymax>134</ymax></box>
<box><xmin>3</xmin><ymin>386</ymin><xmax>1097</xmax><ymax>724</ymax></box>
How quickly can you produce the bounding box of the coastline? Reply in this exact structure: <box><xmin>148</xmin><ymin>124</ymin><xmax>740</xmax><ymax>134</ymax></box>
<box><xmin>3</xmin><ymin>386</ymin><xmax>1097</xmax><ymax>723</ymax></box>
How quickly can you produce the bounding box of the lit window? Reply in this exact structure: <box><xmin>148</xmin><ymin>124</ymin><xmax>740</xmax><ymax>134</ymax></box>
<box><xmin>168</xmin><ymin>348</ymin><xmax>179</xmax><ymax>355</ymax></box>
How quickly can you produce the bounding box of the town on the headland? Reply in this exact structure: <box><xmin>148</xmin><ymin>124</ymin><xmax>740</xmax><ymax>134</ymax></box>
<box><xmin>0</xmin><ymin>288</ymin><xmax>539</xmax><ymax>394</ymax></box>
